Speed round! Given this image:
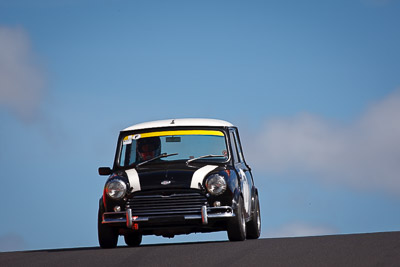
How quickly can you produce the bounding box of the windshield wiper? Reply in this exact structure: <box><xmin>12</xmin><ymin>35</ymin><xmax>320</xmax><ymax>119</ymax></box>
<box><xmin>136</xmin><ymin>153</ymin><xmax>179</xmax><ymax>167</ymax></box>
<box><xmin>186</xmin><ymin>154</ymin><xmax>225</xmax><ymax>165</ymax></box>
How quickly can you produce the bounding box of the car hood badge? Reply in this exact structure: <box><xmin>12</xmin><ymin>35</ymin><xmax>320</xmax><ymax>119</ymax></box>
<box><xmin>161</xmin><ymin>180</ymin><xmax>171</xmax><ymax>185</ymax></box>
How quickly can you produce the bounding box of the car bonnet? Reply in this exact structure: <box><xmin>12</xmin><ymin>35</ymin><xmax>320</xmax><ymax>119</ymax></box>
<box><xmin>124</xmin><ymin>163</ymin><xmax>219</xmax><ymax>192</ymax></box>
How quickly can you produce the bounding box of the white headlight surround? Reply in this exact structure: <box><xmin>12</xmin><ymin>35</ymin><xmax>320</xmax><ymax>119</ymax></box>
<box><xmin>205</xmin><ymin>174</ymin><xmax>227</xmax><ymax>196</ymax></box>
<box><xmin>105</xmin><ymin>179</ymin><xmax>127</xmax><ymax>200</ymax></box>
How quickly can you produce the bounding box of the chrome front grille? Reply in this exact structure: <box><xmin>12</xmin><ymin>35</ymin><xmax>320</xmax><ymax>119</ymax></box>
<box><xmin>126</xmin><ymin>192</ymin><xmax>207</xmax><ymax>217</ymax></box>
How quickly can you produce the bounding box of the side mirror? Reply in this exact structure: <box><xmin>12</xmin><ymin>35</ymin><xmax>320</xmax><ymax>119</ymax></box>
<box><xmin>98</xmin><ymin>167</ymin><xmax>112</xmax><ymax>176</ymax></box>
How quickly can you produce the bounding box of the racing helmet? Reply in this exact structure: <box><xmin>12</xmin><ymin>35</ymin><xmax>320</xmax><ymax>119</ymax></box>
<box><xmin>137</xmin><ymin>137</ymin><xmax>161</xmax><ymax>161</ymax></box>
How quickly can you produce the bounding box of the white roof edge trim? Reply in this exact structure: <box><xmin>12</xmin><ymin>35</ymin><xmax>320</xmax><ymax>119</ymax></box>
<box><xmin>122</xmin><ymin>118</ymin><xmax>234</xmax><ymax>132</ymax></box>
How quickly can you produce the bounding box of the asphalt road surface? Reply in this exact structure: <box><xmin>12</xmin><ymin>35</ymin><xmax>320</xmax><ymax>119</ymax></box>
<box><xmin>1</xmin><ymin>231</ymin><xmax>399</xmax><ymax>267</ymax></box>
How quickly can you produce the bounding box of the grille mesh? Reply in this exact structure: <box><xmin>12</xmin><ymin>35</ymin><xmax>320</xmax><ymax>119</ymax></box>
<box><xmin>126</xmin><ymin>192</ymin><xmax>207</xmax><ymax>216</ymax></box>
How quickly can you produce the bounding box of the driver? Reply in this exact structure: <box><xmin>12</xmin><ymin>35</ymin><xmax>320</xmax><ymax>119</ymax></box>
<box><xmin>136</xmin><ymin>137</ymin><xmax>161</xmax><ymax>161</ymax></box>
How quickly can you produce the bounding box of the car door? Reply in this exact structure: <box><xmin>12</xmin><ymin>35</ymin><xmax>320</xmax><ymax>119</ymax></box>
<box><xmin>229</xmin><ymin>128</ymin><xmax>253</xmax><ymax>217</ymax></box>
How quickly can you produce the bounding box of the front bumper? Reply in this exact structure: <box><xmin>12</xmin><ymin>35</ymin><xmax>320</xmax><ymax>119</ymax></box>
<box><xmin>102</xmin><ymin>206</ymin><xmax>234</xmax><ymax>229</ymax></box>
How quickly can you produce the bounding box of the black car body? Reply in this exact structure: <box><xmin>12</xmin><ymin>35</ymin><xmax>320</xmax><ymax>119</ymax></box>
<box><xmin>98</xmin><ymin>118</ymin><xmax>261</xmax><ymax>248</ymax></box>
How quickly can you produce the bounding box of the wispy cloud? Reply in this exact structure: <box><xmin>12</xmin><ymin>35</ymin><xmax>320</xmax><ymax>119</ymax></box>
<box><xmin>361</xmin><ymin>0</ymin><xmax>397</xmax><ymax>6</ymax></box>
<box><xmin>0</xmin><ymin>233</ymin><xmax>27</xmax><ymax>252</ymax></box>
<box><xmin>0</xmin><ymin>25</ymin><xmax>46</xmax><ymax>121</ymax></box>
<box><xmin>263</xmin><ymin>222</ymin><xmax>337</xmax><ymax>238</ymax></box>
<box><xmin>245</xmin><ymin>90</ymin><xmax>400</xmax><ymax>195</ymax></box>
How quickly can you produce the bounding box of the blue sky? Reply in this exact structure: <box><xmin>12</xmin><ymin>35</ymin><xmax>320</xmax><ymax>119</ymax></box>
<box><xmin>1</xmin><ymin>0</ymin><xmax>399</xmax><ymax>251</ymax></box>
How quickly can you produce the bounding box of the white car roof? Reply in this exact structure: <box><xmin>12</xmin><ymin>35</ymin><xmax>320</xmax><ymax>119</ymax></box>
<box><xmin>122</xmin><ymin>118</ymin><xmax>234</xmax><ymax>131</ymax></box>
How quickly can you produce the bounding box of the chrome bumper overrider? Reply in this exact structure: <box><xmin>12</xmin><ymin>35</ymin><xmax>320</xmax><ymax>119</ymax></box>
<box><xmin>102</xmin><ymin>206</ymin><xmax>234</xmax><ymax>228</ymax></box>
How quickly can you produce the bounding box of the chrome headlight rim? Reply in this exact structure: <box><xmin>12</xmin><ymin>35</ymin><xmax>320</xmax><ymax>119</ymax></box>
<box><xmin>105</xmin><ymin>179</ymin><xmax>127</xmax><ymax>200</ymax></box>
<box><xmin>205</xmin><ymin>174</ymin><xmax>227</xmax><ymax>196</ymax></box>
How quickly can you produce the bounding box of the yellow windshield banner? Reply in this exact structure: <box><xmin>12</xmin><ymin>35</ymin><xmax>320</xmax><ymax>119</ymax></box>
<box><xmin>123</xmin><ymin>130</ymin><xmax>224</xmax><ymax>141</ymax></box>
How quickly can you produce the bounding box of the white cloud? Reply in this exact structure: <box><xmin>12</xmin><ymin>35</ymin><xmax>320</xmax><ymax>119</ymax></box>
<box><xmin>0</xmin><ymin>25</ymin><xmax>46</xmax><ymax>121</ymax></box>
<box><xmin>0</xmin><ymin>233</ymin><xmax>27</xmax><ymax>252</ymax></box>
<box><xmin>263</xmin><ymin>222</ymin><xmax>337</xmax><ymax>238</ymax></box>
<box><xmin>245</xmin><ymin>90</ymin><xmax>400</xmax><ymax>195</ymax></box>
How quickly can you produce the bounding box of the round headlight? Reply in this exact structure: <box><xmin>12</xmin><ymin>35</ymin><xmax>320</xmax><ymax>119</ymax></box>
<box><xmin>205</xmin><ymin>174</ymin><xmax>227</xmax><ymax>196</ymax></box>
<box><xmin>105</xmin><ymin>179</ymin><xmax>127</xmax><ymax>200</ymax></box>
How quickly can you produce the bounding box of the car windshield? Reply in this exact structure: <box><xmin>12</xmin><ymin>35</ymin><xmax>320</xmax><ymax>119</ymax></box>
<box><xmin>118</xmin><ymin>129</ymin><xmax>228</xmax><ymax>167</ymax></box>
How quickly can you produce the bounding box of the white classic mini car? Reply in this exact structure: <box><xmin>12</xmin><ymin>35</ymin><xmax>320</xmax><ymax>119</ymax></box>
<box><xmin>98</xmin><ymin>118</ymin><xmax>261</xmax><ymax>248</ymax></box>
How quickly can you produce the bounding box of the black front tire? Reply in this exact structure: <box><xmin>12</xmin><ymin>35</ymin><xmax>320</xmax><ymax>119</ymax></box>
<box><xmin>246</xmin><ymin>194</ymin><xmax>261</xmax><ymax>239</ymax></box>
<box><xmin>98</xmin><ymin>205</ymin><xmax>119</xmax><ymax>248</ymax></box>
<box><xmin>227</xmin><ymin>196</ymin><xmax>246</xmax><ymax>241</ymax></box>
<box><xmin>124</xmin><ymin>233</ymin><xmax>142</xmax><ymax>247</ymax></box>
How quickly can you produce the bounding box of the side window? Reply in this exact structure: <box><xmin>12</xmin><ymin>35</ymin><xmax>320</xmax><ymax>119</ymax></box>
<box><xmin>229</xmin><ymin>131</ymin><xmax>239</xmax><ymax>163</ymax></box>
<box><xmin>233</xmin><ymin>130</ymin><xmax>244</xmax><ymax>163</ymax></box>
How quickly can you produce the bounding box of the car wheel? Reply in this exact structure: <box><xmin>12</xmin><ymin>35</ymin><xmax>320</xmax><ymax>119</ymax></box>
<box><xmin>227</xmin><ymin>196</ymin><xmax>246</xmax><ymax>241</ymax></box>
<box><xmin>246</xmin><ymin>194</ymin><xmax>261</xmax><ymax>239</ymax></box>
<box><xmin>124</xmin><ymin>233</ymin><xmax>142</xmax><ymax>247</ymax></box>
<box><xmin>98</xmin><ymin>205</ymin><xmax>119</xmax><ymax>248</ymax></box>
